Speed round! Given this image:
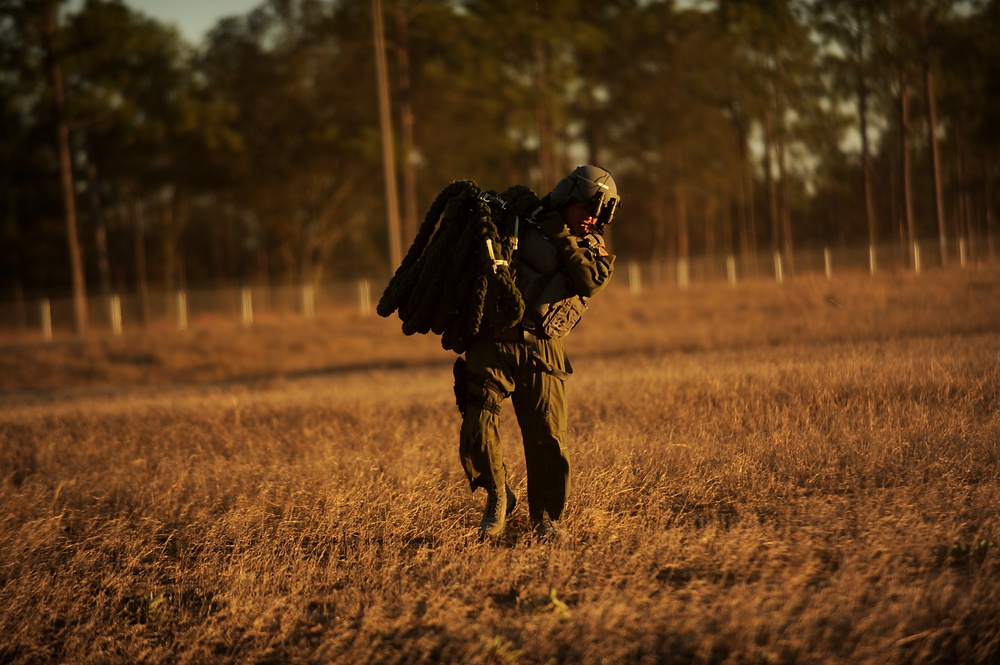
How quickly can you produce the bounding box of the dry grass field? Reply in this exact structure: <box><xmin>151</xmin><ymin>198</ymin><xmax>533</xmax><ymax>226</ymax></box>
<box><xmin>2</xmin><ymin>266</ymin><xmax>999</xmax><ymax>664</ymax></box>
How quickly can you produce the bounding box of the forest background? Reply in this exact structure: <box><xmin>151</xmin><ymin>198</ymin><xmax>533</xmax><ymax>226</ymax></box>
<box><xmin>3</xmin><ymin>0</ymin><xmax>1000</xmax><ymax>336</ymax></box>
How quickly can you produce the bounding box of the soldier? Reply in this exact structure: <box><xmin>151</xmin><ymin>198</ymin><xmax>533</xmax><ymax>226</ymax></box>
<box><xmin>458</xmin><ymin>165</ymin><xmax>619</xmax><ymax>541</ymax></box>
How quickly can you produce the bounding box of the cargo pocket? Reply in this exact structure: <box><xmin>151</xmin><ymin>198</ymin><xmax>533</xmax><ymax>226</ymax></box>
<box><xmin>539</xmin><ymin>295</ymin><xmax>587</xmax><ymax>339</ymax></box>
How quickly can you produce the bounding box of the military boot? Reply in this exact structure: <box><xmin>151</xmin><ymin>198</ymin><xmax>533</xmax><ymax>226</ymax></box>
<box><xmin>532</xmin><ymin>512</ymin><xmax>566</xmax><ymax>542</ymax></box>
<box><xmin>480</xmin><ymin>484</ymin><xmax>517</xmax><ymax>540</ymax></box>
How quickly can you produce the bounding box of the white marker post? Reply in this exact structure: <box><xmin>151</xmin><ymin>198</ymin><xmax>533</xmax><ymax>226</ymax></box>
<box><xmin>358</xmin><ymin>279</ymin><xmax>371</xmax><ymax>316</ymax></box>
<box><xmin>628</xmin><ymin>262</ymin><xmax>641</xmax><ymax>295</ymax></box>
<box><xmin>302</xmin><ymin>284</ymin><xmax>316</xmax><ymax>319</ymax></box>
<box><xmin>110</xmin><ymin>295</ymin><xmax>122</xmax><ymax>336</ymax></box>
<box><xmin>176</xmin><ymin>291</ymin><xmax>188</xmax><ymax>331</ymax></box>
<box><xmin>241</xmin><ymin>288</ymin><xmax>253</xmax><ymax>326</ymax></box>
<box><xmin>41</xmin><ymin>298</ymin><xmax>52</xmax><ymax>341</ymax></box>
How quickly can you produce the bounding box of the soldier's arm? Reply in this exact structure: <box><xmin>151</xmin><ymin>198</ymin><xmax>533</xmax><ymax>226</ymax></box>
<box><xmin>536</xmin><ymin>209</ymin><xmax>615</xmax><ymax>296</ymax></box>
<box><xmin>555</xmin><ymin>233</ymin><xmax>615</xmax><ymax>297</ymax></box>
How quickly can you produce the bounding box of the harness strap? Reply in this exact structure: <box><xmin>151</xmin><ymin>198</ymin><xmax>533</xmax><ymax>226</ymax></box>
<box><xmin>522</xmin><ymin>326</ymin><xmax>573</xmax><ymax>380</ymax></box>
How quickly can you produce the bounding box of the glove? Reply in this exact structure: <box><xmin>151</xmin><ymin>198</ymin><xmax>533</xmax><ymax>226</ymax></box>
<box><xmin>538</xmin><ymin>210</ymin><xmax>570</xmax><ymax>239</ymax></box>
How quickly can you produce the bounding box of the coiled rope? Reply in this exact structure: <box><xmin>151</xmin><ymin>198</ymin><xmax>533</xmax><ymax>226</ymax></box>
<box><xmin>377</xmin><ymin>180</ymin><xmax>539</xmax><ymax>354</ymax></box>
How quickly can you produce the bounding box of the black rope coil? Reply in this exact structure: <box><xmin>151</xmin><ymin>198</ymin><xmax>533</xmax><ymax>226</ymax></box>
<box><xmin>377</xmin><ymin>180</ymin><xmax>539</xmax><ymax>354</ymax></box>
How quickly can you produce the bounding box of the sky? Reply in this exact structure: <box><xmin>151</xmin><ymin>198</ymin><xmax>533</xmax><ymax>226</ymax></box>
<box><xmin>122</xmin><ymin>0</ymin><xmax>266</xmax><ymax>44</ymax></box>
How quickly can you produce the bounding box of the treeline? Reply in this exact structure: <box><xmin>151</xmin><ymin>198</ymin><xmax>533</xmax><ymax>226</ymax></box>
<box><xmin>3</xmin><ymin>0</ymin><xmax>1000</xmax><ymax>330</ymax></box>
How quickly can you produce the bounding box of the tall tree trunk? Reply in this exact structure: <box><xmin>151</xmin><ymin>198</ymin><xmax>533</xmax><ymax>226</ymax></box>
<box><xmin>924</xmin><ymin>57</ymin><xmax>947</xmax><ymax>265</ymax></box>
<box><xmin>531</xmin><ymin>9</ymin><xmax>557</xmax><ymax>192</ymax></box>
<box><xmin>130</xmin><ymin>193</ymin><xmax>150</xmax><ymax>325</ymax></box>
<box><xmin>900</xmin><ymin>82</ymin><xmax>917</xmax><ymax>266</ymax></box>
<box><xmin>779</xmin><ymin>140</ymin><xmax>793</xmax><ymax>275</ymax></box>
<box><xmin>861</xmin><ymin>114</ymin><xmax>878</xmax><ymax>254</ymax></box>
<box><xmin>857</xmin><ymin>9</ymin><xmax>878</xmax><ymax>260</ymax></box>
<box><xmin>762</xmin><ymin>108</ymin><xmax>780</xmax><ymax>257</ymax></box>
<box><xmin>85</xmin><ymin>147</ymin><xmax>112</xmax><ymax>303</ymax></box>
<box><xmin>372</xmin><ymin>0</ymin><xmax>401</xmax><ymax>272</ymax></box>
<box><xmin>162</xmin><ymin>201</ymin><xmax>176</xmax><ymax>296</ymax></box>
<box><xmin>676</xmin><ymin>185</ymin><xmax>688</xmax><ymax>263</ymax></box>
<box><xmin>889</xmin><ymin>141</ymin><xmax>903</xmax><ymax>252</ymax></box>
<box><xmin>161</xmin><ymin>187</ymin><xmax>190</xmax><ymax>296</ymax></box>
<box><xmin>984</xmin><ymin>156</ymin><xmax>995</xmax><ymax>260</ymax></box>
<box><xmin>14</xmin><ymin>280</ymin><xmax>26</xmax><ymax>330</ymax></box>
<box><xmin>160</xmin><ymin>199</ymin><xmax>177</xmax><ymax>320</ymax></box>
<box><xmin>393</xmin><ymin>8</ymin><xmax>418</xmax><ymax>247</ymax></box>
<box><xmin>177</xmin><ymin>255</ymin><xmax>186</xmax><ymax>293</ymax></box>
<box><xmin>741</xmin><ymin>134</ymin><xmax>758</xmax><ymax>274</ymax></box>
<box><xmin>225</xmin><ymin>206</ymin><xmax>238</xmax><ymax>285</ymax></box>
<box><xmin>704</xmin><ymin>195</ymin><xmax>717</xmax><ymax>278</ymax></box>
<box><xmin>734</xmin><ymin>164</ymin><xmax>748</xmax><ymax>268</ymax></box>
<box><xmin>954</xmin><ymin>135</ymin><xmax>971</xmax><ymax>259</ymax></box>
<box><xmin>258</xmin><ymin>243</ymin><xmax>271</xmax><ymax>293</ymax></box>
<box><xmin>43</xmin><ymin>3</ymin><xmax>87</xmax><ymax>335</ymax></box>
<box><xmin>212</xmin><ymin>204</ymin><xmax>228</xmax><ymax>287</ymax></box>
<box><xmin>775</xmin><ymin>63</ymin><xmax>793</xmax><ymax>275</ymax></box>
<box><xmin>732</xmin><ymin>114</ymin><xmax>757</xmax><ymax>274</ymax></box>
<box><xmin>651</xmin><ymin>183</ymin><xmax>667</xmax><ymax>263</ymax></box>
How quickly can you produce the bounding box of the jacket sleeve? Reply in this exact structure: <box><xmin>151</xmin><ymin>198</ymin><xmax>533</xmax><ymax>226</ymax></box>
<box><xmin>555</xmin><ymin>233</ymin><xmax>615</xmax><ymax>297</ymax></box>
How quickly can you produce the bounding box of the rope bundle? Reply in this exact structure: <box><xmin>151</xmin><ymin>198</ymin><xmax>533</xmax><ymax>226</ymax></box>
<box><xmin>377</xmin><ymin>180</ymin><xmax>539</xmax><ymax>354</ymax></box>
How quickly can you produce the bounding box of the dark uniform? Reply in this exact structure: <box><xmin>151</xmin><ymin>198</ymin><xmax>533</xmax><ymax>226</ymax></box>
<box><xmin>459</xmin><ymin>177</ymin><xmax>616</xmax><ymax>539</ymax></box>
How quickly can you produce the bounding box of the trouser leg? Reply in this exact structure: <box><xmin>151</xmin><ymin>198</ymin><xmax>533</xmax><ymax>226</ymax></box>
<box><xmin>459</xmin><ymin>386</ymin><xmax>506</xmax><ymax>492</ymax></box>
<box><xmin>458</xmin><ymin>340</ymin><xmax>514</xmax><ymax>492</ymax></box>
<box><xmin>513</xmin><ymin>339</ymin><xmax>571</xmax><ymax>523</ymax></box>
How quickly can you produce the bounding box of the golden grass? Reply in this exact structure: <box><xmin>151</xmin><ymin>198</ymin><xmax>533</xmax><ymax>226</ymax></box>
<box><xmin>2</xmin><ymin>266</ymin><xmax>999</xmax><ymax>664</ymax></box>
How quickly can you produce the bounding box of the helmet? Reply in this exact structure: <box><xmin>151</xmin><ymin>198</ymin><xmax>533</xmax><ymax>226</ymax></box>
<box><xmin>549</xmin><ymin>164</ymin><xmax>620</xmax><ymax>233</ymax></box>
